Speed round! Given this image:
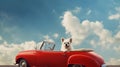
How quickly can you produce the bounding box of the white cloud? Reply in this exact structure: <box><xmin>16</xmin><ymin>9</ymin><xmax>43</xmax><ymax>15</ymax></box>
<box><xmin>0</xmin><ymin>19</ymin><xmax>21</xmax><ymax>43</ymax></box>
<box><xmin>61</xmin><ymin>11</ymin><xmax>114</xmax><ymax>48</ymax></box>
<box><xmin>72</xmin><ymin>7</ymin><xmax>81</xmax><ymax>14</ymax></box>
<box><xmin>108</xmin><ymin>7</ymin><xmax>120</xmax><ymax>20</ymax></box>
<box><xmin>92</xmin><ymin>28</ymin><xmax>114</xmax><ymax>49</ymax></box>
<box><xmin>115</xmin><ymin>31</ymin><xmax>120</xmax><ymax>41</ymax></box>
<box><xmin>114</xmin><ymin>46</ymin><xmax>120</xmax><ymax>52</ymax></box>
<box><xmin>61</xmin><ymin>11</ymin><xmax>85</xmax><ymax>45</ymax></box>
<box><xmin>108</xmin><ymin>14</ymin><xmax>120</xmax><ymax>20</ymax></box>
<box><xmin>107</xmin><ymin>58</ymin><xmax>120</xmax><ymax>65</ymax></box>
<box><xmin>0</xmin><ymin>41</ymin><xmax>41</xmax><ymax>65</ymax></box>
<box><xmin>61</xmin><ymin>10</ymin><xmax>120</xmax><ymax>65</ymax></box>
<box><xmin>43</xmin><ymin>35</ymin><xmax>54</xmax><ymax>42</ymax></box>
<box><xmin>113</xmin><ymin>31</ymin><xmax>120</xmax><ymax>52</ymax></box>
<box><xmin>43</xmin><ymin>35</ymin><xmax>49</xmax><ymax>40</ymax></box>
<box><xmin>53</xmin><ymin>33</ymin><xmax>59</xmax><ymax>38</ymax></box>
<box><xmin>87</xmin><ymin>9</ymin><xmax>92</xmax><ymax>15</ymax></box>
<box><xmin>115</xmin><ymin>7</ymin><xmax>120</xmax><ymax>12</ymax></box>
<box><xmin>0</xmin><ymin>33</ymin><xmax>56</xmax><ymax>65</ymax></box>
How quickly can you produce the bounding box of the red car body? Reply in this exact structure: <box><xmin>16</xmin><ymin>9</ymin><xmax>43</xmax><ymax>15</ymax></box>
<box><xmin>15</xmin><ymin>41</ymin><xmax>105</xmax><ymax>67</ymax></box>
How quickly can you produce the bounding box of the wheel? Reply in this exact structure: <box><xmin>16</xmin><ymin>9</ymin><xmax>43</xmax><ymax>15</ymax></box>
<box><xmin>71</xmin><ymin>64</ymin><xmax>84</xmax><ymax>67</ymax></box>
<box><xmin>19</xmin><ymin>59</ymin><xmax>28</xmax><ymax>67</ymax></box>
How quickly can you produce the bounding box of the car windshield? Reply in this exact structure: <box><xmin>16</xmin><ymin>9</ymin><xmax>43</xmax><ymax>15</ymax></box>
<box><xmin>40</xmin><ymin>41</ymin><xmax>55</xmax><ymax>51</ymax></box>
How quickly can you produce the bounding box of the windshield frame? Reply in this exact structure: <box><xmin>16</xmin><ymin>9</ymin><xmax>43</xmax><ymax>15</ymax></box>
<box><xmin>40</xmin><ymin>41</ymin><xmax>55</xmax><ymax>51</ymax></box>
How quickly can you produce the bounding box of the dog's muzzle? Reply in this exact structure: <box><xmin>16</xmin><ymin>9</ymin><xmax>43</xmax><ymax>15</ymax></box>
<box><xmin>65</xmin><ymin>44</ymin><xmax>68</xmax><ymax>47</ymax></box>
<box><xmin>65</xmin><ymin>44</ymin><xmax>69</xmax><ymax>48</ymax></box>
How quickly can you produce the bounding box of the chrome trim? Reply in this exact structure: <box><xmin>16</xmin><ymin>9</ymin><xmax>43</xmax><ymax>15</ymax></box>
<box><xmin>102</xmin><ymin>64</ymin><xmax>106</xmax><ymax>67</ymax></box>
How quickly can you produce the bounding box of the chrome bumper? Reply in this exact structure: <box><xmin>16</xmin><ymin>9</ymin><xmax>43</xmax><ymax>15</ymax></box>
<box><xmin>102</xmin><ymin>64</ymin><xmax>106</xmax><ymax>67</ymax></box>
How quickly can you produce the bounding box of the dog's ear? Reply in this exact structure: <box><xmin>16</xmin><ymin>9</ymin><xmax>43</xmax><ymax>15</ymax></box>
<box><xmin>70</xmin><ymin>38</ymin><xmax>72</xmax><ymax>43</ymax></box>
<box><xmin>61</xmin><ymin>38</ymin><xmax>64</xmax><ymax>42</ymax></box>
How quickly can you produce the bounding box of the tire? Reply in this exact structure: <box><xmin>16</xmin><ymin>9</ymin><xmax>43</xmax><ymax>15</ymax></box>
<box><xmin>19</xmin><ymin>59</ymin><xmax>28</xmax><ymax>67</ymax></box>
<box><xmin>71</xmin><ymin>64</ymin><xmax>84</xmax><ymax>67</ymax></box>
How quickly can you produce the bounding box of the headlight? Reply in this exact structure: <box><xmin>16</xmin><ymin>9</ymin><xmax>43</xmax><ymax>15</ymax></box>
<box><xmin>101</xmin><ymin>64</ymin><xmax>106</xmax><ymax>67</ymax></box>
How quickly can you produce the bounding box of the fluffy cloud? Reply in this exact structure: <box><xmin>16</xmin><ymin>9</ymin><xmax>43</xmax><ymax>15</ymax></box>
<box><xmin>72</xmin><ymin>7</ymin><xmax>81</xmax><ymax>14</ymax></box>
<box><xmin>113</xmin><ymin>31</ymin><xmax>120</xmax><ymax>52</ymax></box>
<box><xmin>0</xmin><ymin>41</ymin><xmax>41</xmax><ymax>65</ymax></box>
<box><xmin>61</xmin><ymin>10</ymin><xmax>120</xmax><ymax>65</ymax></box>
<box><xmin>108</xmin><ymin>7</ymin><xmax>120</xmax><ymax>20</ymax></box>
<box><xmin>115</xmin><ymin>31</ymin><xmax>120</xmax><ymax>42</ymax></box>
<box><xmin>53</xmin><ymin>33</ymin><xmax>59</xmax><ymax>38</ymax></box>
<box><xmin>43</xmin><ymin>35</ymin><xmax>54</xmax><ymax>42</ymax></box>
<box><xmin>87</xmin><ymin>9</ymin><xmax>92</xmax><ymax>15</ymax></box>
<box><xmin>61</xmin><ymin>11</ymin><xmax>84</xmax><ymax>45</ymax></box>
<box><xmin>109</xmin><ymin>14</ymin><xmax>120</xmax><ymax>20</ymax></box>
<box><xmin>61</xmin><ymin>11</ymin><xmax>114</xmax><ymax>48</ymax></box>
<box><xmin>107</xmin><ymin>58</ymin><xmax>120</xmax><ymax>65</ymax></box>
<box><xmin>0</xmin><ymin>33</ymin><xmax>55</xmax><ymax>65</ymax></box>
<box><xmin>114</xmin><ymin>46</ymin><xmax>120</xmax><ymax>53</ymax></box>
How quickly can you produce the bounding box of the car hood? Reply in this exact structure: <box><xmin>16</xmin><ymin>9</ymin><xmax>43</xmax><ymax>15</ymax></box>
<box><xmin>17</xmin><ymin>50</ymin><xmax>38</xmax><ymax>55</ymax></box>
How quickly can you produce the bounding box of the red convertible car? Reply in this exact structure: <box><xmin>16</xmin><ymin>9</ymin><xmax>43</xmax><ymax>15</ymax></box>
<box><xmin>15</xmin><ymin>41</ymin><xmax>106</xmax><ymax>67</ymax></box>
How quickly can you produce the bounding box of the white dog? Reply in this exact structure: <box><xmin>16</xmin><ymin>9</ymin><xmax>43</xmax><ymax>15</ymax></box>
<box><xmin>61</xmin><ymin>38</ymin><xmax>73</xmax><ymax>51</ymax></box>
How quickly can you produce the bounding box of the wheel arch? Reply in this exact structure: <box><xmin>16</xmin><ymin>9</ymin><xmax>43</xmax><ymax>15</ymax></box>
<box><xmin>16</xmin><ymin>58</ymin><xmax>27</xmax><ymax>64</ymax></box>
<box><xmin>67</xmin><ymin>55</ymin><xmax>100</xmax><ymax>67</ymax></box>
<box><xmin>68</xmin><ymin>64</ymin><xmax>85</xmax><ymax>67</ymax></box>
<box><xmin>16</xmin><ymin>54</ymin><xmax>36</xmax><ymax>67</ymax></box>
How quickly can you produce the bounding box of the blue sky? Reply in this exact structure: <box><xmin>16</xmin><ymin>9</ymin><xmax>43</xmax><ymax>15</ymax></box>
<box><xmin>0</xmin><ymin>0</ymin><xmax>120</xmax><ymax>65</ymax></box>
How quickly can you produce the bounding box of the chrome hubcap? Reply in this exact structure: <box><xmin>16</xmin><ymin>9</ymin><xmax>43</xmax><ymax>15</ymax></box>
<box><xmin>20</xmin><ymin>60</ymin><xmax>27</xmax><ymax>67</ymax></box>
<box><xmin>72</xmin><ymin>64</ymin><xmax>83</xmax><ymax>67</ymax></box>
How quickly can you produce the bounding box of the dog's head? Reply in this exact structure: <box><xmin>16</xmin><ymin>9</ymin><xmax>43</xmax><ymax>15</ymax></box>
<box><xmin>61</xmin><ymin>38</ymin><xmax>72</xmax><ymax>49</ymax></box>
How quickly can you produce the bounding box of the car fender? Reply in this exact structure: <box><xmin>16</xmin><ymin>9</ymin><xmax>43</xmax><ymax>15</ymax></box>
<box><xmin>16</xmin><ymin>54</ymin><xmax>36</xmax><ymax>66</ymax></box>
<box><xmin>68</xmin><ymin>54</ymin><xmax>100</xmax><ymax>67</ymax></box>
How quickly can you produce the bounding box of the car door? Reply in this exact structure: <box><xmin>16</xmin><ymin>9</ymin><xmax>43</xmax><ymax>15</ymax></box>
<box><xmin>36</xmin><ymin>51</ymin><xmax>68</xmax><ymax>67</ymax></box>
